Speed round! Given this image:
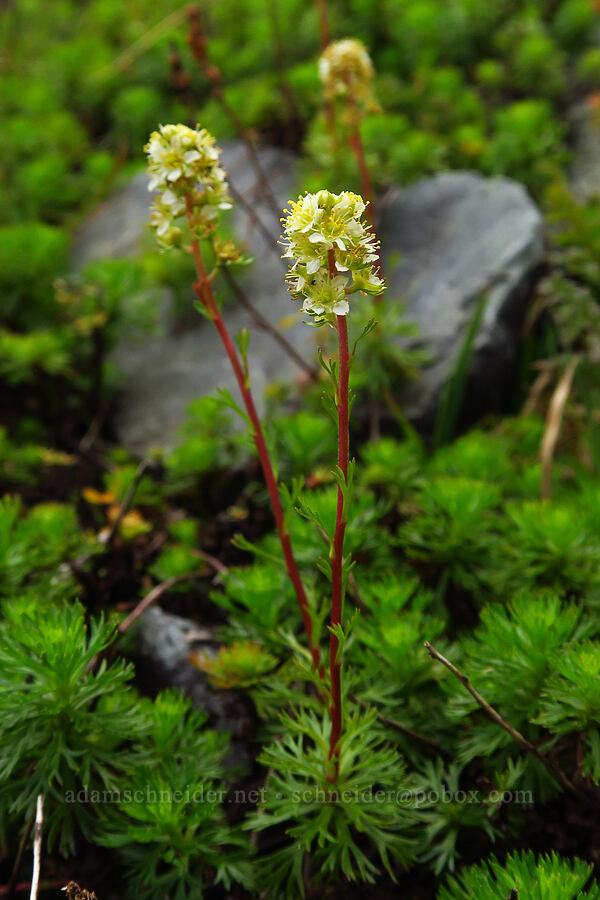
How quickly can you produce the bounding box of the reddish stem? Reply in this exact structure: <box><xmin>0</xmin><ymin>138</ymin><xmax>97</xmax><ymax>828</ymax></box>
<box><xmin>327</xmin><ymin>251</ymin><xmax>350</xmax><ymax>779</ymax></box>
<box><xmin>186</xmin><ymin>201</ymin><xmax>324</xmax><ymax>679</ymax></box>
<box><xmin>347</xmin><ymin>100</ymin><xmax>384</xmax><ymax>299</ymax></box>
<box><xmin>187</xmin><ymin>7</ymin><xmax>281</xmax><ymax>223</ymax></box>
<box><xmin>348</xmin><ymin>121</ymin><xmax>375</xmax><ymax>229</ymax></box>
<box><xmin>315</xmin><ymin>0</ymin><xmax>331</xmax><ymax>49</ymax></box>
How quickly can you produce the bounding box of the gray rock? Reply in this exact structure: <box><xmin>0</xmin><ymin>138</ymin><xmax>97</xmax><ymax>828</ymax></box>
<box><xmin>380</xmin><ymin>172</ymin><xmax>544</xmax><ymax>428</ymax></box>
<box><xmin>72</xmin><ymin>174</ymin><xmax>155</xmax><ymax>267</ymax></box>
<box><xmin>73</xmin><ymin>151</ymin><xmax>543</xmax><ymax>448</ymax></box>
<box><xmin>73</xmin><ymin>142</ymin><xmax>318</xmax><ymax>453</ymax></box>
<box><xmin>134</xmin><ymin>606</ymin><xmax>253</xmax><ymax>750</ymax></box>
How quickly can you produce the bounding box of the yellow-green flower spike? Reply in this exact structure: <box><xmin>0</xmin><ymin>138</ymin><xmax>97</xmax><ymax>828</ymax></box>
<box><xmin>281</xmin><ymin>190</ymin><xmax>385</xmax><ymax>320</ymax></box>
<box><xmin>144</xmin><ymin>124</ymin><xmax>232</xmax><ymax>248</ymax></box>
<box><xmin>319</xmin><ymin>39</ymin><xmax>379</xmax><ymax>112</ymax></box>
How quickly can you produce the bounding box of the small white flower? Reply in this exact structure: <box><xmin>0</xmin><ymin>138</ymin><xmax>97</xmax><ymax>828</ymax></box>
<box><xmin>145</xmin><ymin>123</ymin><xmax>232</xmax><ymax>248</ymax></box>
<box><xmin>319</xmin><ymin>39</ymin><xmax>379</xmax><ymax>112</ymax></box>
<box><xmin>281</xmin><ymin>189</ymin><xmax>385</xmax><ymax>320</ymax></box>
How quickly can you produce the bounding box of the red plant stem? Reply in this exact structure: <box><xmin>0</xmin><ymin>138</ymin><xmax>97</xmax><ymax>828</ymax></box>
<box><xmin>187</xmin><ymin>7</ymin><xmax>281</xmax><ymax>223</ymax></box>
<box><xmin>347</xmin><ymin>97</ymin><xmax>384</xmax><ymax>301</ymax></box>
<box><xmin>348</xmin><ymin>121</ymin><xmax>375</xmax><ymax>230</ymax></box>
<box><xmin>314</xmin><ymin>0</ymin><xmax>337</xmax><ymax>154</ymax></box>
<box><xmin>185</xmin><ymin>200</ymin><xmax>324</xmax><ymax>679</ymax></box>
<box><xmin>327</xmin><ymin>251</ymin><xmax>350</xmax><ymax>779</ymax></box>
<box><xmin>315</xmin><ymin>0</ymin><xmax>331</xmax><ymax>49</ymax></box>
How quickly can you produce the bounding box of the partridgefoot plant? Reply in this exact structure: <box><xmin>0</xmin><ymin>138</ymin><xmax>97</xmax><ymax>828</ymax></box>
<box><xmin>145</xmin><ymin>123</ymin><xmax>323</xmax><ymax>677</ymax></box>
<box><xmin>145</xmin><ymin>124</ymin><xmax>413</xmax><ymax>893</ymax></box>
<box><xmin>438</xmin><ymin>850</ymin><xmax>600</xmax><ymax>900</ymax></box>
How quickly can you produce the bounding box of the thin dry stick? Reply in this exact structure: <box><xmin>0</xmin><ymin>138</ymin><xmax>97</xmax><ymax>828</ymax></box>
<box><xmin>103</xmin><ymin>459</ymin><xmax>151</xmax><ymax>545</ymax></box>
<box><xmin>351</xmin><ymin>694</ymin><xmax>448</xmax><ymax>756</ymax></box>
<box><xmin>187</xmin><ymin>6</ymin><xmax>282</xmax><ymax>223</ymax></box>
<box><xmin>29</xmin><ymin>795</ymin><xmax>44</xmax><ymax>900</ymax></box>
<box><xmin>521</xmin><ymin>361</ymin><xmax>555</xmax><ymax>418</ymax></box>
<box><xmin>424</xmin><ymin>642</ymin><xmax>577</xmax><ymax>794</ymax></box>
<box><xmin>227</xmin><ymin>180</ymin><xmax>286</xmax><ymax>268</ymax></box>
<box><xmin>118</xmin><ymin>568</ymin><xmax>224</xmax><ymax>635</ymax></box>
<box><xmin>166</xmin><ymin>22</ymin><xmax>284</xmax><ymax>263</ymax></box>
<box><xmin>220</xmin><ymin>267</ymin><xmax>318</xmax><ymax>381</ymax></box>
<box><xmin>540</xmin><ymin>358</ymin><xmax>578</xmax><ymax>501</ymax></box>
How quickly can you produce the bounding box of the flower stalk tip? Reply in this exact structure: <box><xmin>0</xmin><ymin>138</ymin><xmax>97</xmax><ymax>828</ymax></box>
<box><xmin>281</xmin><ymin>190</ymin><xmax>385</xmax><ymax>320</ymax></box>
<box><xmin>144</xmin><ymin>123</ymin><xmax>231</xmax><ymax>248</ymax></box>
<box><xmin>319</xmin><ymin>39</ymin><xmax>379</xmax><ymax>114</ymax></box>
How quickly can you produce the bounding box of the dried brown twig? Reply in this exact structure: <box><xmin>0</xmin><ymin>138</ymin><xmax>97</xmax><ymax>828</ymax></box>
<box><xmin>424</xmin><ymin>641</ymin><xmax>577</xmax><ymax>794</ymax></box>
<box><xmin>118</xmin><ymin>565</ymin><xmax>226</xmax><ymax>635</ymax></box>
<box><xmin>220</xmin><ymin>267</ymin><xmax>318</xmax><ymax>381</ymax></box>
<box><xmin>351</xmin><ymin>694</ymin><xmax>448</xmax><ymax>756</ymax></box>
<box><xmin>187</xmin><ymin>6</ymin><xmax>281</xmax><ymax>223</ymax></box>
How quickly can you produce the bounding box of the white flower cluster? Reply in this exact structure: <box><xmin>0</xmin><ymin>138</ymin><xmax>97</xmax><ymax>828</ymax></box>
<box><xmin>281</xmin><ymin>190</ymin><xmax>384</xmax><ymax>319</ymax></box>
<box><xmin>319</xmin><ymin>39</ymin><xmax>378</xmax><ymax>110</ymax></box>
<box><xmin>144</xmin><ymin>124</ymin><xmax>231</xmax><ymax>248</ymax></box>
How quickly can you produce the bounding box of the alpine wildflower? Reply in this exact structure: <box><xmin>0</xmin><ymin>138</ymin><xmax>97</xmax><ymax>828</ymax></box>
<box><xmin>319</xmin><ymin>39</ymin><xmax>379</xmax><ymax>113</ymax></box>
<box><xmin>144</xmin><ymin>123</ymin><xmax>232</xmax><ymax>248</ymax></box>
<box><xmin>281</xmin><ymin>190</ymin><xmax>384</xmax><ymax>319</ymax></box>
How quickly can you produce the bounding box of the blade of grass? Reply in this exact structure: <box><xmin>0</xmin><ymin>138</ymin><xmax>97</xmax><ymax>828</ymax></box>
<box><xmin>433</xmin><ymin>291</ymin><xmax>488</xmax><ymax>451</ymax></box>
<box><xmin>540</xmin><ymin>357</ymin><xmax>578</xmax><ymax>500</ymax></box>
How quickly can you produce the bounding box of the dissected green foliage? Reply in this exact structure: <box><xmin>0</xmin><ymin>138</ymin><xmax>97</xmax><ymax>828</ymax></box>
<box><xmin>246</xmin><ymin>707</ymin><xmax>414</xmax><ymax>897</ymax></box>
<box><xmin>538</xmin><ymin>643</ymin><xmax>600</xmax><ymax>782</ymax></box>
<box><xmin>438</xmin><ymin>850</ymin><xmax>600</xmax><ymax>900</ymax></box>
<box><xmin>97</xmin><ymin>691</ymin><xmax>253</xmax><ymax>900</ymax></box>
<box><xmin>0</xmin><ymin>599</ymin><xmax>146</xmax><ymax>855</ymax></box>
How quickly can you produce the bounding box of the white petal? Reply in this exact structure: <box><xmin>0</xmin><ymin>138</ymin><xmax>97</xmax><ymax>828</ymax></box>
<box><xmin>335</xmin><ymin>261</ymin><xmax>349</xmax><ymax>272</ymax></box>
<box><xmin>167</xmin><ymin>169</ymin><xmax>182</xmax><ymax>182</ymax></box>
<box><xmin>184</xmin><ymin>150</ymin><xmax>201</xmax><ymax>164</ymax></box>
<box><xmin>333</xmin><ymin>299</ymin><xmax>349</xmax><ymax>315</ymax></box>
<box><xmin>335</xmin><ymin>237</ymin><xmax>346</xmax><ymax>250</ymax></box>
<box><xmin>162</xmin><ymin>189</ymin><xmax>178</xmax><ymax>206</ymax></box>
<box><xmin>306</xmin><ymin>259</ymin><xmax>321</xmax><ymax>275</ymax></box>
